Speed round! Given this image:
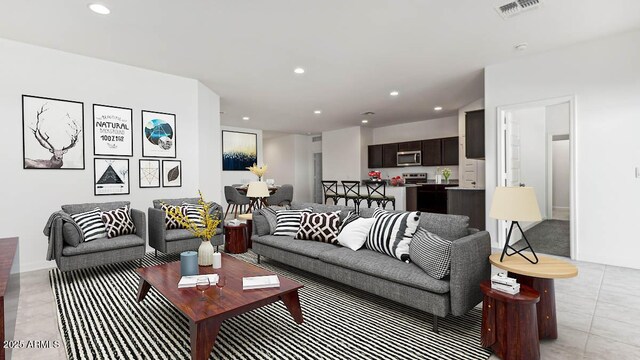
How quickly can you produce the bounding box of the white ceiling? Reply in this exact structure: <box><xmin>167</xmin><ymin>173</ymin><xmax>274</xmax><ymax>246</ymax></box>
<box><xmin>1</xmin><ymin>1</ymin><xmax>639</xmax><ymax>134</ymax></box>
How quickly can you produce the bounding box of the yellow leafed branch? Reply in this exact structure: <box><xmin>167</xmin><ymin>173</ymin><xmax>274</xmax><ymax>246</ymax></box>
<box><xmin>162</xmin><ymin>191</ymin><xmax>221</xmax><ymax>241</ymax></box>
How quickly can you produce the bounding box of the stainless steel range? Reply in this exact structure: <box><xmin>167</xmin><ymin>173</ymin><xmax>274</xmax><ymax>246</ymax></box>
<box><xmin>402</xmin><ymin>173</ymin><xmax>428</xmax><ymax>184</ymax></box>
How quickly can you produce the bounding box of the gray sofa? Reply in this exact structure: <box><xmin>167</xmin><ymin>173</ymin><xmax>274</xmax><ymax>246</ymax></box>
<box><xmin>148</xmin><ymin>198</ymin><xmax>224</xmax><ymax>256</ymax></box>
<box><xmin>51</xmin><ymin>201</ymin><xmax>146</xmax><ymax>272</ymax></box>
<box><xmin>251</xmin><ymin>202</ymin><xmax>491</xmax><ymax>332</ymax></box>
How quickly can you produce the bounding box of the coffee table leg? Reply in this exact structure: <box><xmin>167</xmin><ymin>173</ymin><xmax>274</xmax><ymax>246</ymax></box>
<box><xmin>280</xmin><ymin>290</ymin><xmax>304</xmax><ymax>324</ymax></box>
<box><xmin>136</xmin><ymin>278</ymin><xmax>151</xmax><ymax>302</ymax></box>
<box><xmin>511</xmin><ymin>273</ymin><xmax>558</xmax><ymax>339</ymax></box>
<box><xmin>190</xmin><ymin>318</ymin><xmax>222</xmax><ymax>360</ymax></box>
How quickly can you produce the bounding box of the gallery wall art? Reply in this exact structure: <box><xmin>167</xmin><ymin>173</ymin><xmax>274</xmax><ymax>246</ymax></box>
<box><xmin>22</xmin><ymin>95</ymin><xmax>85</xmax><ymax>169</ymax></box>
<box><xmin>94</xmin><ymin>158</ymin><xmax>130</xmax><ymax>195</ymax></box>
<box><xmin>222</xmin><ymin>130</ymin><xmax>257</xmax><ymax>171</ymax></box>
<box><xmin>162</xmin><ymin>160</ymin><xmax>182</xmax><ymax>187</ymax></box>
<box><xmin>93</xmin><ymin>104</ymin><xmax>133</xmax><ymax>157</ymax></box>
<box><xmin>142</xmin><ymin>110</ymin><xmax>176</xmax><ymax>158</ymax></box>
<box><xmin>139</xmin><ymin>159</ymin><xmax>160</xmax><ymax>188</ymax></box>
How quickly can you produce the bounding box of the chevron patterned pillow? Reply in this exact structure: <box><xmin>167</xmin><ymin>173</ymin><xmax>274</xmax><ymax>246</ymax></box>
<box><xmin>295</xmin><ymin>212</ymin><xmax>341</xmax><ymax>244</ymax></box>
<box><xmin>101</xmin><ymin>205</ymin><xmax>137</xmax><ymax>238</ymax></box>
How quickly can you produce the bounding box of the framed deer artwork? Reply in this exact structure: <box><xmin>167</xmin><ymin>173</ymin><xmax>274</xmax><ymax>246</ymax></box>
<box><xmin>94</xmin><ymin>158</ymin><xmax>130</xmax><ymax>195</ymax></box>
<box><xmin>22</xmin><ymin>95</ymin><xmax>85</xmax><ymax>169</ymax></box>
<box><xmin>141</xmin><ymin>110</ymin><xmax>176</xmax><ymax>158</ymax></box>
<box><xmin>93</xmin><ymin>104</ymin><xmax>133</xmax><ymax>157</ymax></box>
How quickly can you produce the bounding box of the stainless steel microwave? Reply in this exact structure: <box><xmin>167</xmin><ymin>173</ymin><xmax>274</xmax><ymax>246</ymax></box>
<box><xmin>397</xmin><ymin>151</ymin><xmax>421</xmax><ymax>166</ymax></box>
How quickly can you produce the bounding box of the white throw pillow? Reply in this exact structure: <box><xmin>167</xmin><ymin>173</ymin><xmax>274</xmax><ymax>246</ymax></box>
<box><xmin>337</xmin><ymin>217</ymin><xmax>376</xmax><ymax>251</ymax></box>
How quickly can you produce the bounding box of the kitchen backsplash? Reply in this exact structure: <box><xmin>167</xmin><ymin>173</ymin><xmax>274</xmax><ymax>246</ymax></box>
<box><xmin>368</xmin><ymin>165</ymin><xmax>460</xmax><ymax>180</ymax></box>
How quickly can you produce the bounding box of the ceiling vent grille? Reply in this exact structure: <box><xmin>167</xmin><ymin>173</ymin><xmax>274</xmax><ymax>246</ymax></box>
<box><xmin>495</xmin><ymin>0</ymin><xmax>542</xmax><ymax>19</ymax></box>
<box><xmin>312</xmin><ymin>136</ymin><xmax>322</xmax><ymax>142</ymax></box>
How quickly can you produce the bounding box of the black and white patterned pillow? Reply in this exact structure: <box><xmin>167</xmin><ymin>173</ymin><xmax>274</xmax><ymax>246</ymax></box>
<box><xmin>366</xmin><ymin>208</ymin><xmax>421</xmax><ymax>261</ymax></box>
<box><xmin>182</xmin><ymin>203</ymin><xmax>205</xmax><ymax>229</ymax></box>
<box><xmin>295</xmin><ymin>212</ymin><xmax>341</xmax><ymax>244</ymax></box>
<box><xmin>161</xmin><ymin>204</ymin><xmax>184</xmax><ymax>229</ymax></box>
<box><xmin>410</xmin><ymin>227</ymin><xmax>452</xmax><ymax>279</ymax></box>
<box><xmin>70</xmin><ymin>207</ymin><xmax>106</xmax><ymax>242</ymax></box>
<box><xmin>101</xmin><ymin>205</ymin><xmax>136</xmax><ymax>238</ymax></box>
<box><xmin>339</xmin><ymin>211</ymin><xmax>360</xmax><ymax>233</ymax></box>
<box><xmin>273</xmin><ymin>208</ymin><xmax>312</xmax><ymax>237</ymax></box>
<box><xmin>258</xmin><ymin>206</ymin><xmax>289</xmax><ymax>234</ymax></box>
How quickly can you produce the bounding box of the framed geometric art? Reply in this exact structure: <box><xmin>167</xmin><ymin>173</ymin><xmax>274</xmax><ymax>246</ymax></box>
<box><xmin>22</xmin><ymin>95</ymin><xmax>85</xmax><ymax>169</ymax></box>
<box><xmin>93</xmin><ymin>104</ymin><xmax>133</xmax><ymax>157</ymax></box>
<box><xmin>142</xmin><ymin>110</ymin><xmax>176</xmax><ymax>158</ymax></box>
<box><xmin>94</xmin><ymin>158</ymin><xmax>130</xmax><ymax>195</ymax></box>
<box><xmin>222</xmin><ymin>130</ymin><xmax>257</xmax><ymax>170</ymax></box>
<box><xmin>139</xmin><ymin>159</ymin><xmax>160</xmax><ymax>188</ymax></box>
<box><xmin>162</xmin><ymin>160</ymin><xmax>182</xmax><ymax>187</ymax></box>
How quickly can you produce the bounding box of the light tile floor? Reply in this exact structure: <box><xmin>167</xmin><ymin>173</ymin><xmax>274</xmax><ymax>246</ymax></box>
<box><xmin>9</xmin><ymin>254</ymin><xmax>640</xmax><ymax>359</ymax></box>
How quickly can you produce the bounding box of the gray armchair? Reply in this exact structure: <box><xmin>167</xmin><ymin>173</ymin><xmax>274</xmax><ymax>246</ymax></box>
<box><xmin>51</xmin><ymin>201</ymin><xmax>146</xmax><ymax>273</ymax></box>
<box><xmin>266</xmin><ymin>184</ymin><xmax>294</xmax><ymax>206</ymax></box>
<box><xmin>148</xmin><ymin>198</ymin><xmax>224</xmax><ymax>256</ymax></box>
<box><xmin>224</xmin><ymin>186</ymin><xmax>251</xmax><ymax>218</ymax></box>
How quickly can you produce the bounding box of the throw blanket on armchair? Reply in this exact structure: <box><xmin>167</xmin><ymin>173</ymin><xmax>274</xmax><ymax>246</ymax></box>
<box><xmin>43</xmin><ymin>211</ymin><xmax>84</xmax><ymax>261</ymax></box>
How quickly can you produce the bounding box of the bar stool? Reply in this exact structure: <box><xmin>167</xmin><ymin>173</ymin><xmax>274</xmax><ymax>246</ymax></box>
<box><xmin>341</xmin><ymin>181</ymin><xmax>364</xmax><ymax>211</ymax></box>
<box><xmin>365</xmin><ymin>182</ymin><xmax>395</xmax><ymax>210</ymax></box>
<box><xmin>321</xmin><ymin>180</ymin><xmax>343</xmax><ymax>205</ymax></box>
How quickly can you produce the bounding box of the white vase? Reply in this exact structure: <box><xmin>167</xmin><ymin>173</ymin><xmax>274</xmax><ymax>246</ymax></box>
<box><xmin>198</xmin><ymin>240</ymin><xmax>214</xmax><ymax>266</ymax></box>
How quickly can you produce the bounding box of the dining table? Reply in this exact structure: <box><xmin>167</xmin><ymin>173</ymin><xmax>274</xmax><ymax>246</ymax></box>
<box><xmin>234</xmin><ymin>184</ymin><xmax>280</xmax><ymax>213</ymax></box>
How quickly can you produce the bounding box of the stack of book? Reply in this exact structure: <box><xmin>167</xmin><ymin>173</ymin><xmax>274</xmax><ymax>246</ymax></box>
<box><xmin>243</xmin><ymin>275</ymin><xmax>280</xmax><ymax>290</ymax></box>
<box><xmin>178</xmin><ymin>274</ymin><xmax>219</xmax><ymax>289</ymax></box>
<box><xmin>491</xmin><ymin>273</ymin><xmax>520</xmax><ymax>295</ymax></box>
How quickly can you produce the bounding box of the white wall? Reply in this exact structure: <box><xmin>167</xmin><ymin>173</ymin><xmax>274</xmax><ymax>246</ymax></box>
<box><xmin>485</xmin><ymin>29</ymin><xmax>640</xmax><ymax>269</ymax></box>
<box><xmin>371</xmin><ymin>116</ymin><xmax>460</xmax><ymax>180</ymax></box>
<box><xmin>552</xmin><ymin>140</ymin><xmax>571</xmax><ymax>208</ymax></box>
<box><xmin>322</xmin><ymin>126</ymin><xmax>364</xmax><ymax>181</ymax></box>
<box><xmin>263</xmin><ymin>134</ymin><xmax>314</xmax><ymax>203</ymax></box>
<box><xmin>0</xmin><ymin>38</ymin><xmax>221</xmax><ymax>272</ymax></box>
<box><xmin>220</xmin><ymin>125</ymin><xmax>263</xmax><ymax>208</ymax></box>
<box><xmin>197</xmin><ymin>82</ymin><xmax>222</xmax><ymax>203</ymax></box>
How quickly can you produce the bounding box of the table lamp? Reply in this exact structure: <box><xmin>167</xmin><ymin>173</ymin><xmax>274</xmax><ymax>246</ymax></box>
<box><xmin>247</xmin><ymin>182</ymin><xmax>270</xmax><ymax>198</ymax></box>
<box><xmin>489</xmin><ymin>186</ymin><xmax>542</xmax><ymax>264</ymax></box>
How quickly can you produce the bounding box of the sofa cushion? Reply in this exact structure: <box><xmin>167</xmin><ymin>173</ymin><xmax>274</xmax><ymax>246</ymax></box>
<box><xmin>291</xmin><ymin>202</ymin><xmax>355</xmax><ymax>221</ymax></box>
<box><xmin>366</xmin><ymin>208</ymin><xmax>420</xmax><ymax>261</ymax></box>
<box><xmin>102</xmin><ymin>205</ymin><xmax>137</xmax><ymax>238</ymax></box>
<box><xmin>410</xmin><ymin>227</ymin><xmax>452</xmax><ymax>280</ymax></box>
<box><xmin>62</xmin><ymin>222</ymin><xmax>82</xmax><ymax>247</ymax></box>
<box><xmin>295</xmin><ymin>212</ymin><xmax>341</xmax><ymax>244</ymax></box>
<box><xmin>274</xmin><ymin>209</ymin><xmax>312</xmax><ymax>237</ymax></box>
<box><xmin>62</xmin><ymin>201</ymin><xmax>130</xmax><ymax>215</ymax></box>
<box><xmin>252</xmin><ymin>235</ymin><xmax>340</xmax><ymax>259</ymax></box>
<box><xmin>165</xmin><ymin>228</ymin><xmax>222</xmax><ymax>242</ymax></box>
<box><xmin>359</xmin><ymin>208</ymin><xmax>469</xmax><ymax>240</ymax></box>
<box><xmin>318</xmin><ymin>247</ymin><xmax>450</xmax><ymax>294</ymax></box>
<box><xmin>62</xmin><ymin>234</ymin><xmax>144</xmax><ymax>256</ymax></box>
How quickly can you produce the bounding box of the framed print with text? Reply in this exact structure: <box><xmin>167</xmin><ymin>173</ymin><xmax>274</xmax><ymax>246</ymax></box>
<box><xmin>94</xmin><ymin>158</ymin><xmax>130</xmax><ymax>195</ymax></box>
<box><xmin>142</xmin><ymin>110</ymin><xmax>176</xmax><ymax>158</ymax></box>
<box><xmin>93</xmin><ymin>104</ymin><xmax>133</xmax><ymax>157</ymax></box>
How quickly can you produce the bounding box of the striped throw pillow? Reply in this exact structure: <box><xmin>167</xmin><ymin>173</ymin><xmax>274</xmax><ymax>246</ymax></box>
<box><xmin>273</xmin><ymin>209</ymin><xmax>312</xmax><ymax>237</ymax></box>
<box><xmin>101</xmin><ymin>205</ymin><xmax>137</xmax><ymax>238</ymax></box>
<box><xmin>182</xmin><ymin>203</ymin><xmax>205</xmax><ymax>228</ymax></box>
<box><xmin>161</xmin><ymin>204</ymin><xmax>183</xmax><ymax>229</ymax></box>
<box><xmin>366</xmin><ymin>208</ymin><xmax>421</xmax><ymax>261</ymax></box>
<box><xmin>410</xmin><ymin>227</ymin><xmax>452</xmax><ymax>279</ymax></box>
<box><xmin>70</xmin><ymin>208</ymin><xmax>107</xmax><ymax>242</ymax></box>
<box><xmin>295</xmin><ymin>212</ymin><xmax>341</xmax><ymax>244</ymax></box>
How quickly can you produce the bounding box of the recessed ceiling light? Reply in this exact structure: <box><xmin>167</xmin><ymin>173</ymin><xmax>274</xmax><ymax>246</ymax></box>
<box><xmin>242</xmin><ymin>116</ymin><xmax>250</xmax><ymax>120</ymax></box>
<box><xmin>361</xmin><ymin>119</ymin><xmax>369</xmax><ymax>124</ymax></box>
<box><xmin>390</xmin><ymin>91</ymin><xmax>399</xmax><ymax>96</ymax></box>
<box><xmin>515</xmin><ymin>43</ymin><xmax>528</xmax><ymax>51</ymax></box>
<box><xmin>294</xmin><ymin>67</ymin><xmax>305</xmax><ymax>74</ymax></box>
<box><xmin>314</xmin><ymin>110</ymin><xmax>322</xmax><ymax>115</ymax></box>
<box><xmin>88</xmin><ymin>3</ymin><xmax>110</xmax><ymax>15</ymax></box>
<box><xmin>434</xmin><ymin>106</ymin><xmax>443</xmax><ymax>111</ymax></box>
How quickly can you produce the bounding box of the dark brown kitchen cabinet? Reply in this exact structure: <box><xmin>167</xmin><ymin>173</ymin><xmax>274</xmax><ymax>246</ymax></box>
<box><xmin>398</xmin><ymin>141</ymin><xmax>421</xmax><ymax>152</ymax></box>
<box><xmin>421</xmin><ymin>139</ymin><xmax>442</xmax><ymax>166</ymax></box>
<box><xmin>465</xmin><ymin>109</ymin><xmax>485</xmax><ymax>159</ymax></box>
<box><xmin>441</xmin><ymin>137</ymin><xmax>459</xmax><ymax>165</ymax></box>
<box><xmin>447</xmin><ymin>189</ymin><xmax>485</xmax><ymax>230</ymax></box>
<box><xmin>368</xmin><ymin>145</ymin><xmax>383</xmax><ymax>168</ymax></box>
<box><xmin>382</xmin><ymin>143</ymin><xmax>398</xmax><ymax>168</ymax></box>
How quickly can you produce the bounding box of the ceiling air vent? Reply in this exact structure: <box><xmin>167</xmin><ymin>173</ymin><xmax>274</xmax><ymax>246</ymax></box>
<box><xmin>360</xmin><ymin>111</ymin><xmax>375</xmax><ymax>116</ymax></box>
<box><xmin>495</xmin><ymin>0</ymin><xmax>542</xmax><ymax>19</ymax></box>
<box><xmin>312</xmin><ymin>136</ymin><xmax>322</xmax><ymax>142</ymax></box>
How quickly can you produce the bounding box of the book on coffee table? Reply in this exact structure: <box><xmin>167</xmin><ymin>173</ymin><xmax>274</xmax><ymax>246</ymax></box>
<box><xmin>178</xmin><ymin>274</ymin><xmax>219</xmax><ymax>289</ymax></box>
<box><xmin>243</xmin><ymin>275</ymin><xmax>280</xmax><ymax>290</ymax></box>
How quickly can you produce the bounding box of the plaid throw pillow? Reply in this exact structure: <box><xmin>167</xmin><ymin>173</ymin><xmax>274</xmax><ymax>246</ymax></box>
<box><xmin>410</xmin><ymin>227</ymin><xmax>452</xmax><ymax>279</ymax></box>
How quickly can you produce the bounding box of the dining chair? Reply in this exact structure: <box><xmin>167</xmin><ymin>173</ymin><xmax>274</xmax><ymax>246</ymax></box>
<box><xmin>341</xmin><ymin>181</ymin><xmax>364</xmax><ymax>211</ymax></box>
<box><xmin>266</xmin><ymin>184</ymin><xmax>294</xmax><ymax>206</ymax></box>
<box><xmin>365</xmin><ymin>181</ymin><xmax>396</xmax><ymax>210</ymax></box>
<box><xmin>224</xmin><ymin>186</ymin><xmax>251</xmax><ymax>219</ymax></box>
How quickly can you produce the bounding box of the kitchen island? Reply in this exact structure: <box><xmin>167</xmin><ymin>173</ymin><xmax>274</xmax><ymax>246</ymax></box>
<box><xmin>447</xmin><ymin>187</ymin><xmax>486</xmax><ymax>230</ymax></box>
<box><xmin>359</xmin><ymin>181</ymin><xmax>419</xmax><ymax>211</ymax></box>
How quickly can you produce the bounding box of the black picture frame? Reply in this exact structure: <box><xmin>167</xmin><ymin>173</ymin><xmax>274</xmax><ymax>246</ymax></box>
<box><xmin>93</xmin><ymin>104</ymin><xmax>134</xmax><ymax>157</ymax></box>
<box><xmin>94</xmin><ymin>158</ymin><xmax>130</xmax><ymax>196</ymax></box>
<box><xmin>222</xmin><ymin>130</ymin><xmax>258</xmax><ymax>171</ymax></box>
<box><xmin>139</xmin><ymin>159</ymin><xmax>161</xmax><ymax>188</ymax></box>
<box><xmin>22</xmin><ymin>94</ymin><xmax>85</xmax><ymax>170</ymax></box>
<box><xmin>162</xmin><ymin>160</ymin><xmax>182</xmax><ymax>187</ymax></box>
<box><xmin>141</xmin><ymin>110</ymin><xmax>177</xmax><ymax>158</ymax></box>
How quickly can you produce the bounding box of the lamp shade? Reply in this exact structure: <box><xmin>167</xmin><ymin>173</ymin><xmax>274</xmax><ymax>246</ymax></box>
<box><xmin>247</xmin><ymin>181</ymin><xmax>270</xmax><ymax>198</ymax></box>
<box><xmin>489</xmin><ymin>186</ymin><xmax>542</xmax><ymax>221</ymax></box>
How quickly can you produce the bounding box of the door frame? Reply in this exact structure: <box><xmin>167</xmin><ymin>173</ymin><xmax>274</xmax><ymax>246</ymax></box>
<box><xmin>496</xmin><ymin>95</ymin><xmax>577</xmax><ymax>259</ymax></box>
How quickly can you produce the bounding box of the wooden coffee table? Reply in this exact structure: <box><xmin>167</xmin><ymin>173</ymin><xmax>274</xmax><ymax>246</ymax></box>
<box><xmin>135</xmin><ymin>253</ymin><xmax>304</xmax><ymax>360</ymax></box>
<box><xmin>489</xmin><ymin>253</ymin><xmax>578</xmax><ymax>340</ymax></box>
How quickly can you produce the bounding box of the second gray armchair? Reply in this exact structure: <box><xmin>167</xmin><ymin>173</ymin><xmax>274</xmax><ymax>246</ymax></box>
<box><xmin>266</xmin><ymin>184</ymin><xmax>294</xmax><ymax>206</ymax></box>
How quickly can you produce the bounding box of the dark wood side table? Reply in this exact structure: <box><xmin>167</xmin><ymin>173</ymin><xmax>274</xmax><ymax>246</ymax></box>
<box><xmin>224</xmin><ymin>224</ymin><xmax>248</xmax><ymax>254</ymax></box>
<box><xmin>237</xmin><ymin>213</ymin><xmax>253</xmax><ymax>249</ymax></box>
<box><xmin>489</xmin><ymin>253</ymin><xmax>578</xmax><ymax>339</ymax></box>
<box><xmin>480</xmin><ymin>280</ymin><xmax>540</xmax><ymax>360</ymax></box>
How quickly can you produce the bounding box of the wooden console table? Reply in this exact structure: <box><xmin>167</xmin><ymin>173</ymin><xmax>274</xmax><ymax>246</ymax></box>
<box><xmin>489</xmin><ymin>253</ymin><xmax>578</xmax><ymax>339</ymax></box>
<box><xmin>0</xmin><ymin>238</ymin><xmax>20</xmax><ymax>360</ymax></box>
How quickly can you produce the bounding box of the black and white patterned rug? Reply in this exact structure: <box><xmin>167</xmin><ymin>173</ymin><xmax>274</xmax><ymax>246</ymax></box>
<box><xmin>49</xmin><ymin>252</ymin><xmax>491</xmax><ymax>360</ymax></box>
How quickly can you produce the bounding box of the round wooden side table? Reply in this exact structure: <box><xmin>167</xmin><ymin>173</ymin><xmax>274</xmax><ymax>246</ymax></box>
<box><xmin>480</xmin><ymin>280</ymin><xmax>540</xmax><ymax>360</ymax></box>
<box><xmin>224</xmin><ymin>224</ymin><xmax>248</xmax><ymax>254</ymax></box>
<box><xmin>489</xmin><ymin>253</ymin><xmax>578</xmax><ymax>339</ymax></box>
<box><xmin>237</xmin><ymin>213</ymin><xmax>253</xmax><ymax>249</ymax></box>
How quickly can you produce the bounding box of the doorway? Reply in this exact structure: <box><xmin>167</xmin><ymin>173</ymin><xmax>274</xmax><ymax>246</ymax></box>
<box><xmin>497</xmin><ymin>96</ymin><xmax>576</xmax><ymax>259</ymax></box>
<box><xmin>313</xmin><ymin>153</ymin><xmax>323</xmax><ymax>204</ymax></box>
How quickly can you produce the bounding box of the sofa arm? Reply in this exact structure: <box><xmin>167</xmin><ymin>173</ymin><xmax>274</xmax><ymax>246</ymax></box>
<box><xmin>131</xmin><ymin>209</ymin><xmax>146</xmax><ymax>242</ymax></box>
<box><xmin>210</xmin><ymin>202</ymin><xmax>224</xmax><ymax>229</ymax></box>
<box><xmin>449</xmin><ymin>230</ymin><xmax>491</xmax><ymax>316</ymax></box>
<box><xmin>252</xmin><ymin>210</ymin><xmax>270</xmax><ymax>236</ymax></box>
<box><xmin>148</xmin><ymin>208</ymin><xmax>166</xmax><ymax>250</ymax></box>
<box><xmin>53</xmin><ymin>217</ymin><xmax>65</xmax><ymax>262</ymax></box>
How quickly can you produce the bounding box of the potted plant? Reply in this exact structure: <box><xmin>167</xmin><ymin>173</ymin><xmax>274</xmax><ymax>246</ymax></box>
<box><xmin>246</xmin><ymin>163</ymin><xmax>268</xmax><ymax>181</ymax></box>
<box><xmin>441</xmin><ymin>168</ymin><xmax>452</xmax><ymax>184</ymax></box>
